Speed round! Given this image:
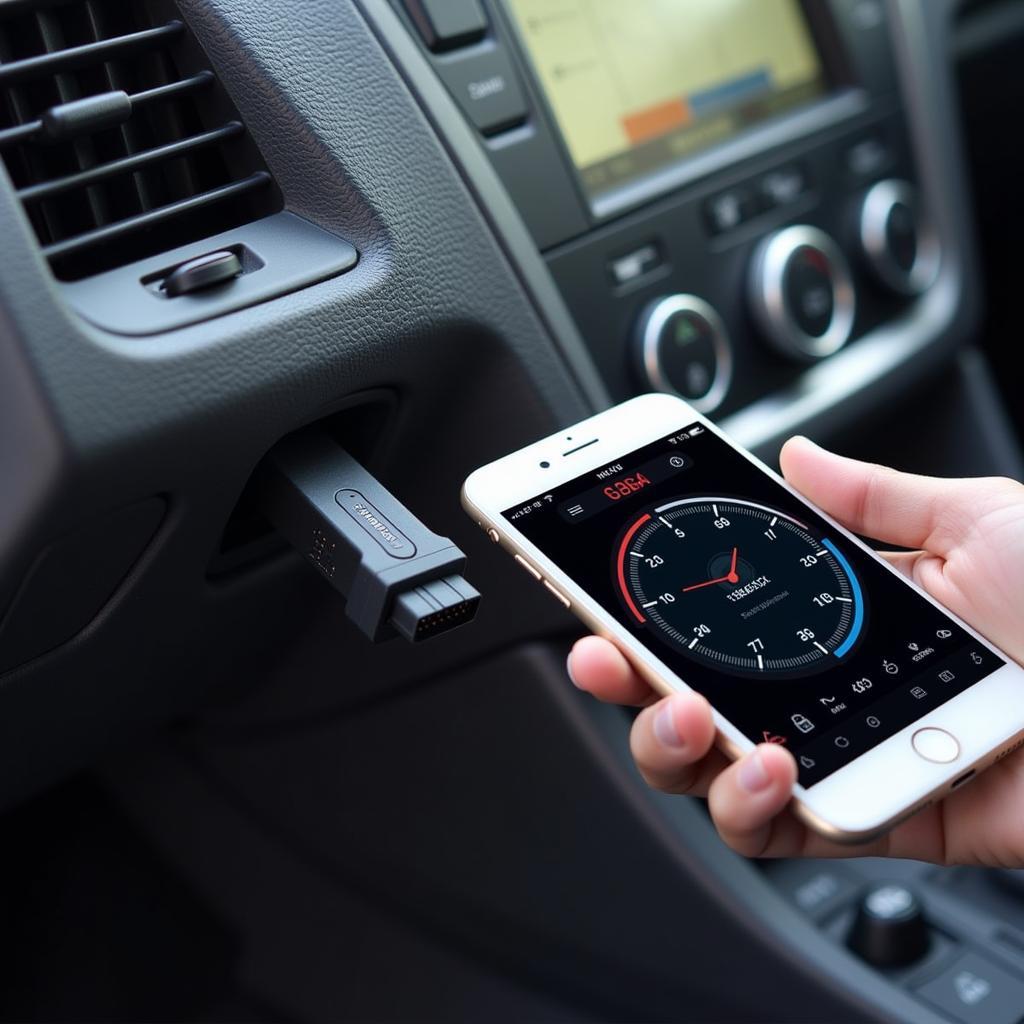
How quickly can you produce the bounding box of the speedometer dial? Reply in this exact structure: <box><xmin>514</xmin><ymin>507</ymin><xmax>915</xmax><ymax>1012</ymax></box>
<box><xmin>616</xmin><ymin>498</ymin><xmax>864</xmax><ymax>676</ymax></box>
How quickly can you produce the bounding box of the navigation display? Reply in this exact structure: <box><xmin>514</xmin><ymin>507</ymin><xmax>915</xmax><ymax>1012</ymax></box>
<box><xmin>503</xmin><ymin>424</ymin><xmax>1004</xmax><ymax>787</ymax></box>
<box><xmin>506</xmin><ymin>0</ymin><xmax>831</xmax><ymax>203</ymax></box>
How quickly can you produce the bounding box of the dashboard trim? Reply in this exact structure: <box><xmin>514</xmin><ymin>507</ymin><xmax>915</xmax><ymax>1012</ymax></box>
<box><xmin>722</xmin><ymin>0</ymin><xmax>978</xmax><ymax>452</ymax></box>
<box><xmin>357</xmin><ymin>0</ymin><xmax>611</xmax><ymax>415</ymax></box>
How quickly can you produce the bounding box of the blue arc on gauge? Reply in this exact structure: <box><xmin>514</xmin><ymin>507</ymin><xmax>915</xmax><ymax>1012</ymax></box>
<box><xmin>823</xmin><ymin>538</ymin><xmax>863</xmax><ymax>657</ymax></box>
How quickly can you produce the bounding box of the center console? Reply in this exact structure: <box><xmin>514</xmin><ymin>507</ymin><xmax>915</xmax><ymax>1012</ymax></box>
<box><xmin>393</xmin><ymin>0</ymin><xmax>948</xmax><ymax>426</ymax></box>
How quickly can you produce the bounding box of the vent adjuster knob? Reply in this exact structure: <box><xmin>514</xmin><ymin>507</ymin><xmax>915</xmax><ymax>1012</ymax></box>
<box><xmin>163</xmin><ymin>250</ymin><xmax>243</xmax><ymax>297</ymax></box>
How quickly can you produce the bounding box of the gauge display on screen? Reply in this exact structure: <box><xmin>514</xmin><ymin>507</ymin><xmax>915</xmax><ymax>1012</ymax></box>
<box><xmin>616</xmin><ymin>498</ymin><xmax>863</xmax><ymax>676</ymax></box>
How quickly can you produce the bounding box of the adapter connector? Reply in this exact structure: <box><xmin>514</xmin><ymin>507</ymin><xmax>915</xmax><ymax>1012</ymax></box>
<box><xmin>259</xmin><ymin>432</ymin><xmax>479</xmax><ymax>643</ymax></box>
<box><xmin>389</xmin><ymin>574</ymin><xmax>480</xmax><ymax>642</ymax></box>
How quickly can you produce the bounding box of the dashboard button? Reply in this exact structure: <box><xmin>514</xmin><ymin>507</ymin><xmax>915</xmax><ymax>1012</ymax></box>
<box><xmin>758</xmin><ymin>163</ymin><xmax>808</xmax><ymax>208</ymax></box>
<box><xmin>703</xmin><ymin>186</ymin><xmax>758</xmax><ymax>235</ymax></box>
<box><xmin>633</xmin><ymin>294</ymin><xmax>732</xmax><ymax>412</ymax></box>
<box><xmin>542</xmin><ymin>579</ymin><xmax>571</xmax><ymax>609</ymax></box>
<box><xmin>772</xmin><ymin>863</ymin><xmax>860</xmax><ymax>921</ymax></box>
<box><xmin>845</xmin><ymin>135</ymin><xmax>891</xmax><ymax>179</ymax></box>
<box><xmin>859</xmin><ymin>179</ymin><xmax>940</xmax><ymax>295</ymax></box>
<box><xmin>437</xmin><ymin>47</ymin><xmax>528</xmax><ymax>135</ymax></box>
<box><xmin>608</xmin><ymin>242</ymin><xmax>662</xmax><ymax>286</ymax></box>
<box><xmin>404</xmin><ymin>0</ymin><xmax>487</xmax><ymax>52</ymax></box>
<box><xmin>748</xmin><ymin>225</ymin><xmax>856</xmax><ymax>361</ymax></box>
<box><xmin>514</xmin><ymin>553</ymin><xmax>542</xmax><ymax>581</ymax></box>
<box><xmin>911</xmin><ymin>727</ymin><xmax>960</xmax><ymax>764</ymax></box>
<box><xmin>916</xmin><ymin>952</ymin><xmax>1024</xmax><ymax>1024</ymax></box>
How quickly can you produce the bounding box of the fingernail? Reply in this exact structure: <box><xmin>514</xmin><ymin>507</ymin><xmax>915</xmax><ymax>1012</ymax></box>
<box><xmin>738</xmin><ymin>750</ymin><xmax>772</xmax><ymax>793</ymax></box>
<box><xmin>566</xmin><ymin>651</ymin><xmax>581</xmax><ymax>689</ymax></box>
<box><xmin>791</xmin><ymin>434</ymin><xmax>820</xmax><ymax>450</ymax></box>
<box><xmin>653</xmin><ymin>701</ymin><xmax>686</xmax><ymax>749</ymax></box>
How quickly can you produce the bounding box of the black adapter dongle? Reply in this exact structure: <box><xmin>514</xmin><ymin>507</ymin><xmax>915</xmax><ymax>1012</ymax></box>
<box><xmin>259</xmin><ymin>431</ymin><xmax>479</xmax><ymax>643</ymax></box>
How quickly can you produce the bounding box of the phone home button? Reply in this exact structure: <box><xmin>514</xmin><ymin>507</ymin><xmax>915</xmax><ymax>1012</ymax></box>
<box><xmin>911</xmin><ymin>727</ymin><xmax>960</xmax><ymax>764</ymax></box>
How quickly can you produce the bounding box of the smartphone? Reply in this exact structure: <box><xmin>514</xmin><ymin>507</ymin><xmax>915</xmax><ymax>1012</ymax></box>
<box><xmin>462</xmin><ymin>393</ymin><xmax>1024</xmax><ymax>842</ymax></box>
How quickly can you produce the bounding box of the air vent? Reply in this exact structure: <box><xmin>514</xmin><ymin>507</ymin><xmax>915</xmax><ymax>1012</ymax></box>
<box><xmin>0</xmin><ymin>0</ymin><xmax>281</xmax><ymax>281</ymax></box>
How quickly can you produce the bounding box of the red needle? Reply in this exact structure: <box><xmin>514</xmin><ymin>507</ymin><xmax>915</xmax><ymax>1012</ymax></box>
<box><xmin>683</xmin><ymin>548</ymin><xmax>740</xmax><ymax>592</ymax></box>
<box><xmin>681</xmin><ymin>576</ymin><xmax>729</xmax><ymax>593</ymax></box>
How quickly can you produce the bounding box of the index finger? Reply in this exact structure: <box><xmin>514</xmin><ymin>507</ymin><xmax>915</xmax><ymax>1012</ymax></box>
<box><xmin>567</xmin><ymin>636</ymin><xmax>658</xmax><ymax>706</ymax></box>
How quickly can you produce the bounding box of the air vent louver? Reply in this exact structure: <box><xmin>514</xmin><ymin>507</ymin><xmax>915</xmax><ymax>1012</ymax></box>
<box><xmin>0</xmin><ymin>0</ymin><xmax>281</xmax><ymax>281</ymax></box>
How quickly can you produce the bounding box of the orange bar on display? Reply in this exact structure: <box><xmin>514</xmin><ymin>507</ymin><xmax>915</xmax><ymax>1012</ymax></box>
<box><xmin>621</xmin><ymin>97</ymin><xmax>690</xmax><ymax>145</ymax></box>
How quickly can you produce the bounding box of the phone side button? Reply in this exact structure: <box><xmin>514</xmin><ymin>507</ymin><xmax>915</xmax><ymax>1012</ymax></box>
<box><xmin>542</xmin><ymin>579</ymin><xmax>571</xmax><ymax>609</ymax></box>
<box><xmin>514</xmin><ymin>554</ymin><xmax>542</xmax><ymax>581</ymax></box>
<box><xmin>486</xmin><ymin>528</ymin><xmax>500</xmax><ymax>543</ymax></box>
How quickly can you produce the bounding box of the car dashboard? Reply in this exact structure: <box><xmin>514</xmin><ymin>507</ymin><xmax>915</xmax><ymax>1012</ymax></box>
<box><xmin>0</xmin><ymin>0</ymin><xmax>1022</xmax><ymax>1021</ymax></box>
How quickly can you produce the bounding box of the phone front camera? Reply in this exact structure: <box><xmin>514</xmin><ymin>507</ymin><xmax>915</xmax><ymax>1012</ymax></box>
<box><xmin>540</xmin><ymin>460</ymin><xmax>551</xmax><ymax>468</ymax></box>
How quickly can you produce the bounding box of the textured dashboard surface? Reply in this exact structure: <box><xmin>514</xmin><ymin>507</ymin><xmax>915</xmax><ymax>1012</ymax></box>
<box><xmin>0</xmin><ymin>0</ymin><xmax>597</xmax><ymax>801</ymax></box>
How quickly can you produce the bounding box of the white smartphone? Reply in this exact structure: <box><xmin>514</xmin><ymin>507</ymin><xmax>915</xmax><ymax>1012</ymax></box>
<box><xmin>462</xmin><ymin>393</ymin><xmax>1024</xmax><ymax>842</ymax></box>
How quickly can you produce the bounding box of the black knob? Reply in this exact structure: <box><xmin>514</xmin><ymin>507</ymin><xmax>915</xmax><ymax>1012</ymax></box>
<box><xmin>859</xmin><ymin>179</ymin><xmax>940</xmax><ymax>296</ymax></box>
<box><xmin>633</xmin><ymin>294</ymin><xmax>732</xmax><ymax>413</ymax></box>
<box><xmin>748</xmin><ymin>225</ymin><xmax>855</xmax><ymax>362</ymax></box>
<box><xmin>847</xmin><ymin>883</ymin><xmax>930</xmax><ymax>967</ymax></box>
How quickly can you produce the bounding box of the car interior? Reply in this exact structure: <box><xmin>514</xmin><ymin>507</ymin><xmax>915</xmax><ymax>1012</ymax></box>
<box><xmin>2</xmin><ymin>0</ymin><xmax>1024</xmax><ymax>1020</ymax></box>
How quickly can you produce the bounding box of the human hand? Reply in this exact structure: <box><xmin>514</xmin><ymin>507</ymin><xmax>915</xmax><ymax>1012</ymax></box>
<box><xmin>568</xmin><ymin>437</ymin><xmax>1024</xmax><ymax>864</ymax></box>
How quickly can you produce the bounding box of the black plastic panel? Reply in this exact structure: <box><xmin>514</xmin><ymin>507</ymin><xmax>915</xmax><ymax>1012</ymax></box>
<box><xmin>0</xmin><ymin>497</ymin><xmax>166</xmax><ymax>674</ymax></box>
<box><xmin>107</xmin><ymin>640</ymin><xmax>932</xmax><ymax>1022</ymax></box>
<box><xmin>767</xmin><ymin>854</ymin><xmax>1024</xmax><ymax>1024</ymax></box>
<box><xmin>546</xmin><ymin>109</ymin><xmax>916</xmax><ymax>415</ymax></box>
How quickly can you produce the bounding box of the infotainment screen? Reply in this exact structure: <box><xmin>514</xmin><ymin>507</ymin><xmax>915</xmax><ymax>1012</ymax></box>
<box><xmin>506</xmin><ymin>0</ymin><xmax>832</xmax><ymax>207</ymax></box>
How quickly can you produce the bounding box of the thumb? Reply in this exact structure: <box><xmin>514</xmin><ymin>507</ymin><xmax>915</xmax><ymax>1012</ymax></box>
<box><xmin>779</xmin><ymin>437</ymin><xmax>968</xmax><ymax>553</ymax></box>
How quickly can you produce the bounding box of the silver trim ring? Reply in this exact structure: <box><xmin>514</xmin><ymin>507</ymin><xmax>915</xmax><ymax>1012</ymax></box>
<box><xmin>860</xmin><ymin>178</ymin><xmax>940</xmax><ymax>296</ymax></box>
<box><xmin>749</xmin><ymin>224</ymin><xmax>856</xmax><ymax>362</ymax></box>
<box><xmin>636</xmin><ymin>293</ymin><xmax>733</xmax><ymax>413</ymax></box>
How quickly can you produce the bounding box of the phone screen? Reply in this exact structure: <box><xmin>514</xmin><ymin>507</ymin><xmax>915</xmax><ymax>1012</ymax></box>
<box><xmin>502</xmin><ymin>423</ymin><xmax>1005</xmax><ymax>785</ymax></box>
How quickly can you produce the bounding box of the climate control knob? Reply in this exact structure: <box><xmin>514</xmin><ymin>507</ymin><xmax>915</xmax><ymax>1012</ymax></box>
<box><xmin>749</xmin><ymin>225</ymin><xmax>855</xmax><ymax>362</ymax></box>
<box><xmin>847</xmin><ymin>883</ymin><xmax>930</xmax><ymax>967</ymax></box>
<box><xmin>859</xmin><ymin>179</ymin><xmax>939</xmax><ymax>296</ymax></box>
<box><xmin>633</xmin><ymin>294</ymin><xmax>732</xmax><ymax>413</ymax></box>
